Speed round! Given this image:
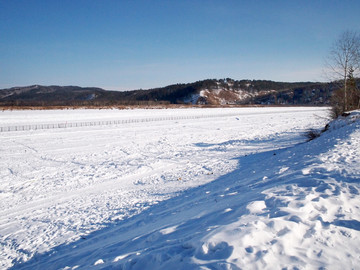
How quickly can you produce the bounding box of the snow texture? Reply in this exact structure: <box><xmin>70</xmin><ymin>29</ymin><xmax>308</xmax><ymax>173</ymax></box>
<box><xmin>1</xmin><ymin>107</ymin><xmax>359</xmax><ymax>269</ymax></box>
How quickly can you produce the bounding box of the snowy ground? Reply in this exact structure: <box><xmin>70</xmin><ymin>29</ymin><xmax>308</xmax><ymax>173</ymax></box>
<box><xmin>1</xmin><ymin>107</ymin><xmax>358</xmax><ymax>269</ymax></box>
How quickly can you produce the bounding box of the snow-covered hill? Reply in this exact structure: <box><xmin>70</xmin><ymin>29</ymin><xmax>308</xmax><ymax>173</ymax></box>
<box><xmin>187</xmin><ymin>87</ymin><xmax>277</xmax><ymax>105</ymax></box>
<box><xmin>1</xmin><ymin>107</ymin><xmax>359</xmax><ymax>269</ymax></box>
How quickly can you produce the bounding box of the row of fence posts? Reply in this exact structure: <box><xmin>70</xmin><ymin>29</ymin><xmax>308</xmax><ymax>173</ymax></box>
<box><xmin>0</xmin><ymin>113</ymin><xmax>239</xmax><ymax>132</ymax></box>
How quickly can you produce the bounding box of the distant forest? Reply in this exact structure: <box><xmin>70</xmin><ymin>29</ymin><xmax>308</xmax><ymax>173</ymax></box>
<box><xmin>0</xmin><ymin>78</ymin><xmax>353</xmax><ymax>107</ymax></box>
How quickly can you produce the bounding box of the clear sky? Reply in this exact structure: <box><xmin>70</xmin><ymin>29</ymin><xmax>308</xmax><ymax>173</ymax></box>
<box><xmin>1</xmin><ymin>0</ymin><xmax>360</xmax><ymax>90</ymax></box>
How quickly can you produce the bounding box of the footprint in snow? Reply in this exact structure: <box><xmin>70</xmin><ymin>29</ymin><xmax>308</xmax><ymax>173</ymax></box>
<box><xmin>196</xmin><ymin>241</ymin><xmax>234</xmax><ymax>260</ymax></box>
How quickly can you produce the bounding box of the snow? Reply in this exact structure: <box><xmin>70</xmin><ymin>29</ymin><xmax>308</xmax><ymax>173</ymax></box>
<box><xmin>1</xmin><ymin>107</ymin><xmax>359</xmax><ymax>269</ymax></box>
<box><xmin>194</xmin><ymin>88</ymin><xmax>277</xmax><ymax>105</ymax></box>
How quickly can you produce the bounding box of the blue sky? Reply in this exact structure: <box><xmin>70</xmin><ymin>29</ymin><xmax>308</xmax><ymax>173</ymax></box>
<box><xmin>1</xmin><ymin>0</ymin><xmax>360</xmax><ymax>90</ymax></box>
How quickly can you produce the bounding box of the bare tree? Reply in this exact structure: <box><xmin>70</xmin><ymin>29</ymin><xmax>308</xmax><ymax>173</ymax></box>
<box><xmin>325</xmin><ymin>31</ymin><xmax>360</xmax><ymax>114</ymax></box>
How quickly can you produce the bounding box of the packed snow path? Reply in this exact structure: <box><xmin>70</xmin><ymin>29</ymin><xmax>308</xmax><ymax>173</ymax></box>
<box><xmin>0</xmin><ymin>107</ymin><xmax>346</xmax><ymax>269</ymax></box>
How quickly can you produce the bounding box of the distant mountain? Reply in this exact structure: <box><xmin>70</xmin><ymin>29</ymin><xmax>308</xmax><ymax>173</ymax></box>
<box><xmin>0</xmin><ymin>85</ymin><xmax>107</xmax><ymax>105</ymax></box>
<box><xmin>0</xmin><ymin>79</ymin><xmax>341</xmax><ymax>107</ymax></box>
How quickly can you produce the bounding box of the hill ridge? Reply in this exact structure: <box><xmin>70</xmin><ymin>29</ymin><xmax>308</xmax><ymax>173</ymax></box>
<box><xmin>0</xmin><ymin>78</ymin><xmax>338</xmax><ymax>106</ymax></box>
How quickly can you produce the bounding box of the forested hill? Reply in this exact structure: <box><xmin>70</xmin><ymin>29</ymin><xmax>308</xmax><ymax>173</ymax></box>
<box><xmin>0</xmin><ymin>78</ymin><xmax>340</xmax><ymax>107</ymax></box>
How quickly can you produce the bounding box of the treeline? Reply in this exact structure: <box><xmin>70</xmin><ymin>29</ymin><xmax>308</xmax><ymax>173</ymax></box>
<box><xmin>109</xmin><ymin>79</ymin><xmax>323</xmax><ymax>105</ymax></box>
<box><xmin>0</xmin><ymin>78</ymin><xmax>350</xmax><ymax>107</ymax></box>
<box><xmin>250</xmin><ymin>82</ymin><xmax>338</xmax><ymax>105</ymax></box>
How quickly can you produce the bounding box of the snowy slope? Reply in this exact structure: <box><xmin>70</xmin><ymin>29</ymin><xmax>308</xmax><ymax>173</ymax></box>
<box><xmin>2</xmin><ymin>107</ymin><xmax>359</xmax><ymax>269</ymax></box>
<box><xmin>195</xmin><ymin>88</ymin><xmax>276</xmax><ymax>105</ymax></box>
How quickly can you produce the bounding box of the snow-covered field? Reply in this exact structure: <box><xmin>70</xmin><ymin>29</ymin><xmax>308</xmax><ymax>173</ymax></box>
<box><xmin>1</xmin><ymin>107</ymin><xmax>359</xmax><ymax>269</ymax></box>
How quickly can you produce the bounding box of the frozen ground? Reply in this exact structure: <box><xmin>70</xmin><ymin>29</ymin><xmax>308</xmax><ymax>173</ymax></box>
<box><xmin>1</xmin><ymin>107</ymin><xmax>358</xmax><ymax>269</ymax></box>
